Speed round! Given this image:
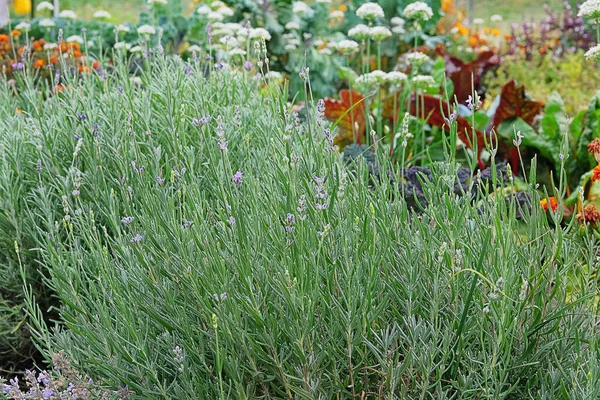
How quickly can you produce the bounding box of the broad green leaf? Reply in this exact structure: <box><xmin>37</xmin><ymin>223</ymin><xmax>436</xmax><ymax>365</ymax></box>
<box><xmin>497</xmin><ymin>117</ymin><xmax>561</xmax><ymax>166</ymax></box>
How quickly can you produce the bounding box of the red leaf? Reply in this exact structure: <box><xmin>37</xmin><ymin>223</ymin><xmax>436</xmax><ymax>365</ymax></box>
<box><xmin>437</xmin><ymin>48</ymin><xmax>499</xmax><ymax>104</ymax></box>
<box><xmin>408</xmin><ymin>93</ymin><xmax>486</xmax><ymax>153</ymax></box>
<box><xmin>491</xmin><ymin>80</ymin><xmax>544</xmax><ymax>129</ymax></box>
<box><xmin>323</xmin><ymin>89</ymin><xmax>367</xmax><ymax>147</ymax></box>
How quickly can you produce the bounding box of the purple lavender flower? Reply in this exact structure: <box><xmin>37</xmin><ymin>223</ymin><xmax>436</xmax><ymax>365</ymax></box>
<box><xmin>117</xmin><ymin>86</ymin><xmax>124</xmax><ymax>94</ymax></box>
<box><xmin>206</xmin><ymin>23</ymin><xmax>212</xmax><ymax>44</ymax></box>
<box><xmin>81</xmin><ymin>28</ymin><xmax>87</xmax><ymax>34</ymax></box>
<box><xmin>36</xmin><ymin>159</ymin><xmax>42</xmax><ymax>173</ymax></box>
<box><xmin>121</xmin><ymin>216</ymin><xmax>134</xmax><ymax>224</ymax></box>
<box><xmin>131</xmin><ymin>234</ymin><xmax>143</xmax><ymax>243</ymax></box>
<box><xmin>285</xmin><ymin>213</ymin><xmax>295</xmax><ymax>233</ymax></box>
<box><xmin>57</xmin><ymin>28</ymin><xmax>63</xmax><ymax>43</ymax></box>
<box><xmin>43</xmin><ymin>387</ymin><xmax>53</xmax><ymax>399</ymax></box>
<box><xmin>11</xmin><ymin>62</ymin><xmax>24</xmax><ymax>71</ymax></box>
<box><xmin>228</xmin><ymin>216</ymin><xmax>236</xmax><ymax>225</ymax></box>
<box><xmin>215</xmin><ymin>60</ymin><xmax>225</xmax><ymax>70</ymax></box>
<box><xmin>244</xmin><ymin>61</ymin><xmax>253</xmax><ymax>71</ymax></box>
<box><xmin>444</xmin><ymin>110</ymin><xmax>457</xmax><ymax>126</ymax></box>
<box><xmin>93</xmin><ymin>124</ymin><xmax>100</xmax><ymax>138</ymax></box>
<box><xmin>466</xmin><ymin>95</ymin><xmax>481</xmax><ymax>111</ymax></box>
<box><xmin>212</xmin><ymin>292</ymin><xmax>227</xmax><ymax>301</ymax></box>
<box><xmin>183</xmin><ymin>64</ymin><xmax>192</xmax><ymax>76</ymax></box>
<box><xmin>183</xmin><ymin>220</ymin><xmax>193</xmax><ymax>228</ymax></box>
<box><xmin>232</xmin><ymin>171</ymin><xmax>243</xmax><ymax>185</ymax></box>
<box><xmin>77</xmin><ymin>112</ymin><xmax>87</xmax><ymax>121</ymax></box>
<box><xmin>513</xmin><ymin>130</ymin><xmax>524</xmax><ymax>147</ymax></box>
<box><xmin>156</xmin><ymin>176</ymin><xmax>165</xmax><ymax>185</ymax></box>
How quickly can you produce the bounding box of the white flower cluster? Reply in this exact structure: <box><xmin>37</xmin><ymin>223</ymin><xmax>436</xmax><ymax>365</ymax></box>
<box><xmin>356</xmin><ymin>2</ymin><xmax>385</xmax><ymax>20</ymax></box>
<box><xmin>39</xmin><ymin>19</ymin><xmax>56</xmax><ymax>28</ymax></box>
<box><xmin>391</xmin><ymin>17</ymin><xmax>406</xmax><ymax>34</ymax></box>
<box><xmin>585</xmin><ymin>44</ymin><xmax>600</xmax><ymax>61</ymax></box>
<box><xmin>293</xmin><ymin>2</ymin><xmax>314</xmax><ymax>17</ymax></box>
<box><xmin>36</xmin><ymin>1</ymin><xmax>54</xmax><ymax>11</ymax></box>
<box><xmin>490</xmin><ymin>14</ymin><xmax>503</xmax><ymax>23</ymax></box>
<box><xmin>578</xmin><ymin>0</ymin><xmax>600</xmax><ymax>18</ymax></box>
<box><xmin>348</xmin><ymin>25</ymin><xmax>392</xmax><ymax>41</ymax></box>
<box><xmin>93</xmin><ymin>10</ymin><xmax>112</xmax><ymax>19</ymax></box>
<box><xmin>148</xmin><ymin>0</ymin><xmax>168</xmax><ymax>4</ymax></box>
<box><xmin>412</xmin><ymin>75</ymin><xmax>436</xmax><ymax>90</ymax></box>
<box><xmin>336</xmin><ymin>40</ymin><xmax>360</xmax><ymax>54</ymax></box>
<box><xmin>355</xmin><ymin>70</ymin><xmax>408</xmax><ymax>87</ymax></box>
<box><xmin>402</xmin><ymin>2</ymin><xmax>433</xmax><ymax>21</ymax></box>
<box><xmin>138</xmin><ymin>24</ymin><xmax>157</xmax><ymax>35</ymax></box>
<box><xmin>15</xmin><ymin>21</ymin><xmax>31</xmax><ymax>31</ymax></box>
<box><xmin>66</xmin><ymin>35</ymin><xmax>84</xmax><ymax>44</ymax></box>
<box><xmin>406</xmin><ymin>51</ymin><xmax>429</xmax><ymax>66</ymax></box>
<box><xmin>369</xmin><ymin>26</ymin><xmax>392</xmax><ymax>41</ymax></box>
<box><xmin>59</xmin><ymin>10</ymin><xmax>77</xmax><ymax>19</ymax></box>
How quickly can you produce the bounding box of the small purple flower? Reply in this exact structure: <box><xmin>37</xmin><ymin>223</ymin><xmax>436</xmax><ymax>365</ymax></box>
<box><xmin>117</xmin><ymin>86</ymin><xmax>124</xmax><ymax>94</ymax></box>
<box><xmin>131</xmin><ymin>234</ymin><xmax>143</xmax><ymax>243</ymax></box>
<box><xmin>183</xmin><ymin>64</ymin><xmax>192</xmax><ymax>76</ymax></box>
<box><xmin>244</xmin><ymin>61</ymin><xmax>253</xmax><ymax>71</ymax></box>
<box><xmin>81</xmin><ymin>28</ymin><xmax>87</xmax><ymax>34</ymax></box>
<box><xmin>444</xmin><ymin>110</ymin><xmax>457</xmax><ymax>126</ymax></box>
<box><xmin>43</xmin><ymin>387</ymin><xmax>53</xmax><ymax>399</ymax></box>
<box><xmin>232</xmin><ymin>171</ymin><xmax>243</xmax><ymax>185</ymax></box>
<box><xmin>183</xmin><ymin>220</ymin><xmax>193</xmax><ymax>228</ymax></box>
<box><xmin>93</xmin><ymin>123</ymin><xmax>100</xmax><ymax>138</ymax></box>
<box><xmin>212</xmin><ymin>292</ymin><xmax>227</xmax><ymax>301</ymax></box>
<box><xmin>228</xmin><ymin>216</ymin><xmax>236</xmax><ymax>225</ymax></box>
<box><xmin>215</xmin><ymin>60</ymin><xmax>224</xmax><ymax>70</ymax></box>
<box><xmin>466</xmin><ymin>95</ymin><xmax>481</xmax><ymax>111</ymax></box>
<box><xmin>513</xmin><ymin>130</ymin><xmax>523</xmax><ymax>147</ymax></box>
<box><xmin>11</xmin><ymin>62</ymin><xmax>24</xmax><ymax>71</ymax></box>
<box><xmin>206</xmin><ymin>23</ymin><xmax>212</xmax><ymax>44</ymax></box>
<box><xmin>192</xmin><ymin>116</ymin><xmax>211</xmax><ymax>127</ymax></box>
<box><xmin>156</xmin><ymin>176</ymin><xmax>165</xmax><ymax>185</ymax></box>
<box><xmin>285</xmin><ymin>213</ymin><xmax>295</xmax><ymax>233</ymax></box>
<box><xmin>121</xmin><ymin>216</ymin><xmax>134</xmax><ymax>224</ymax></box>
<box><xmin>36</xmin><ymin>159</ymin><xmax>42</xmax><ymax>173</ymax></box>
<box><xmin>77</xmin><ymin>112</ymin><xmax>87</xmax><ymax>121</ymax></box>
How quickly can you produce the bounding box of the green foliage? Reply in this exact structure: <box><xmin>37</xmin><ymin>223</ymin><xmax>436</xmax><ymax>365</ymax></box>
<box><xmin>0</xmin><ymin>53</ymin><xmax>599</xmax><ymax>398</ymax></box>
<box><xmin>484</xmin><ymin>52</ymin><xmax>600</xmax><ymax>115</ymax></box>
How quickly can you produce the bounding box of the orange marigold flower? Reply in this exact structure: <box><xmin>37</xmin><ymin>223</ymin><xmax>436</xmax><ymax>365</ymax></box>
<box><xmin>454</xmin><ymin>21</ymin><xmax>469</xmax><ymax>36</ymax></box>
<box><xmin>577</xmin><ymin>204</ymin><xmax>600</xmax><ymax>224</ymax></box>
<box><xmin>504</xmin><ymin>34</ymin><xmax>512</xmax><ymax>40</ymax></box>
<box><xmin>588</xmin><ymin>138</ymin><xmax>600</xmax><ymax>162</ymax></box>
<box><xmin>16</xmin><ymin>108</ymin><xmax>22</xmax><ymax>114</ymax></box>
<box><xmin>34</xmin><ymin>59</ymin><xmax>46</xmax><ymax>69</ymax></box>
<box><xmin>73</xmin><ymin>50</ymin><xmax>82</xmax><ymax>58</ymax></box>
<box><xmin>92</xmin><ymin>60</ymin><xmax>100</xmax><ymax>69</ymax></box>
<box><xmin>50</xmin><ymin>55</ymin><xmax>59</xmax><ymax>64</ymax></box>
<box><xmin>11</xmin><ymin>30</ymin><xmax>21</xmax><ymax>37</ymax></box>
<box><xmin>339</xmin><ymin>5</ymin><xmax>347</xmax><ymax>12</ymax></box>
<box><xmin>540</xmin><ymin>197</ymin><xmax>558</xmax><ymax>212</ymax></box>
<box><xmin>592</xmin><ymin>165</ymin><xmax>600</xmax><ymax>182</ymax></box>
<box><xmin>0</xmin><ymin>34</ymin><xmax>9</xmax><ymax>43</ymax></box>
<box><xmin>78</xmin><ymin>66</ymin><xmax>91</xmax><ymax>73</ymax></box>
<box><xmin>67</xmin><ymin>42</ymin><xmax>81</xmax><ymax>51</ymax></box>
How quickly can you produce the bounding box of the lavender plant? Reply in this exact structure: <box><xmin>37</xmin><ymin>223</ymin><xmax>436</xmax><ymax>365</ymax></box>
<box><xmin>0</xmin><ymin>20</ymin><xmax>599</xmax><ymax>400</ymax></box>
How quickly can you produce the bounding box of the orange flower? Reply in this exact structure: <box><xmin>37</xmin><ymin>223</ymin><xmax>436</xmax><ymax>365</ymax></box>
<box><xmin>50</xmin><ymin>55</ymin><xmax>59</xmax><ymax>64</ymax></box>
<box><xmin>454</xmin><ymin>21</ymin><xmax>469</xmax><ymax>36</ymax></box>
<box><xmin>0</xmin><ymin>34</ymin><xmax>9</xmax><ymax>43</ymax></box>
<box><xmin>339</xmin><ymin>4</ymin><xmax>347</xmax><ymax>12</ymax></box>
<box><xmin>67</xmin><ymin>42</ymin><xmax>80</xmax><ymax>51</ymax></box>
<box><xmin>73</xmin><ymin>50</ymin><xmax>82</xmax><ymax>58</ymax></box>
<box><xmin>16</xmin><ymin>108</ymin><xmax>22</xmax><ymax>114</ymax></box>
<box><xmin>34</xmin><ymin>59</ymin><xmax>46</xmax><ymax>69</ymax></box>
<box><xmin>468</xmin><ymin>36</ymin><xmax>478</xmax><ymax>47</ymax></box>
<box><xmin>78</xmin><ymin>66</ymin><xmax>91</xmax><ymax>73</ymax></box>
<box><xmin>540</xmin><ymin>197</ymin><xmax>558</xmax><ymax>212</ymax></box>
<box><xmin>504</xmin><ymin>34</ymin><xmax>512</xmax><ymax>41</ymax></box>
<box><xmin>592</xmin><ymin>165</ymin><xmax>600</xmax><ymax>182</ymax></box>
<box><xmin>577</xmin><ymin>204</ymin><xmax>600</xmax><ymax>224</ymax></box>
<box><xmin>92</xmin><ymin>60</ymin><xmax>100</xmax><ymax>70</ymax></box>
<box><xmin>11</xmin><ymin>30</ymin><xmax>21</xmax><ymax>37</ymax></box>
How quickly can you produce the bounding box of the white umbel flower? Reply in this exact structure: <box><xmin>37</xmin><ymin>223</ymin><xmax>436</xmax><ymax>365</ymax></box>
<box><xmin>59</xmin><ymin>10</ymin><xmax>77</xmax><ymax>19</ymax></box>
<box><xmin>197</xmin><ymin>5</ymin><xmax>212</xmax><ymax>14</ymax></box>
<box><xmin>208</xmin><ymin>12</ymin><xmax>224</xmax><ymax>21</ymax></box>
<box><xmin>265</xmin><ymin>71</ymin><xmax>283</xmax><ymax>80</ymax></box>
<box><xmin>385</xmin><ymin>71</ymin><xmax>408</xmax><ymax>84</ymax></box>
<box><xmin>43</xmin><ymin>43</ymin><xmax>58</xmax><ymax>50</ymax></box>
<box><xmin>285</xmin><ymin>21</ymin><xmax>300</xmax><ymax>30</ymax></box>
<box><xmin>392</xmin><ymin>25</ymin><xmax>406</xmax><ymax>34</ymax></box>
<box><xmin>348</xmin><ymin>24</ymin><xmax>371</xmax><ymax>40</ymax></box>
<box><xmin>585</xmin><ymin>44</ymin><xmax>600</xmax><ymax>61</ymax></box>
<box><xmin>66</xmin><ymin>35</ymin><xmax>84</xmax><ymax>44</ymax></box>
<box><xmin>250</xmin><ymin>28</ymin><xmax>271</xmax><ymax>41</ymax></box>
<box><xmin>138</xmin><ymin>24</ymin><xmax>157</xmax><ymax>35</ymax></box>
<box><xmin>116</xmin><ymin>24</ymin><xmax>131</xmax><ymax>33</ymax></box>
<box><xmin>473</xmin><ymin>18</ymin><xmax>484</xmax><ymax>25</ymax></box>
<box><xmin>186</xmin><ymin>45</ymin><xmax>203</xmax><ymax>53</ymax></box>
<box><xmin>336</xmin><ymin>40</ymin><xmax>360</xmax><ymax>55</ymax></box>
<box><xmin>356</xmin><ymin>2</ymin><xmax>384</xmax><ymax>20</ymax></box>
<box><xmin>406</xmin><ymin>51</ymin><xmax>429</xmax><ymax>66</ymax></box>
<box><xmin>114</xmin><ymin>42</ymin><xmax>132</xmax><ymax>50</ymax></box>
<box><xmin>578</xmin><ymin>0</ymin><xmax>600</xmax><ymax>18</ymax></box>
<box><xmin>391</xmin><ymin>17</ymin><xmax>405</xmax><ymax>26</ymax></box>
<box><xmin>36</xmin><ymin>1</ymin><xmax>54</xmax><ymax>11</ymax></box>
<box><xmin>412</xmin><ymin>74</ymin><xmax>436</xmax><ymax>89</ymax></box>
<box><xmin>211</xmin><ymin>1</ymin><xmax>226</xmax><ymax>8</ymax></box>
<box><xmin>148</xmin><ymin>0</ymin><xmax>168</xmax><ymax>4</ymax></box>
<box><xmin>369</xmin><ymin>26</ymin><xmax>392</xmax><ymax>41</ymax></box>
<box><xmin>15</xmin><ymin>22</ymin><xmax>31</xmax><ymax>31</ymax></box>
<box><xmin>490</xmin><ymin>14</ymin><xmax>503</xmax><ymax>22</ymax></box>
<box><xmin>93</xmin><ymin>10</ymin><xmax>112</xmax><ymax>19</ymax></box>
<box><xmin>402</xmin><ymin>2</ymin><xmax>434</xmax><ymax>21</ymax></box>
<box><xmin>229</xmin><ymin>48</ymin><xmax>246</xmax><ymax>56</ymax></box>
<box><xmin>329</xmin><ymin>10</ymin><xmax>344</xmax><ymax>19</ymax></box>
<box><xmin>217</xmin><ymin>7</ymin><xmax>234</xmax><ymax>17</ymax></box>
<box><xmin>355</xmin><ymin>70</ymin><xmax>386</xmax><ymax>88</ymax></box>
<box><xmin>39</xmin><ymin>19</ymin><xmax>56</xmax><ymax>28</ymax></box>
<box><xmin>293</xmin><ymin>2</ymin><xmax>313</xmax><ymax>17</ymax></box>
